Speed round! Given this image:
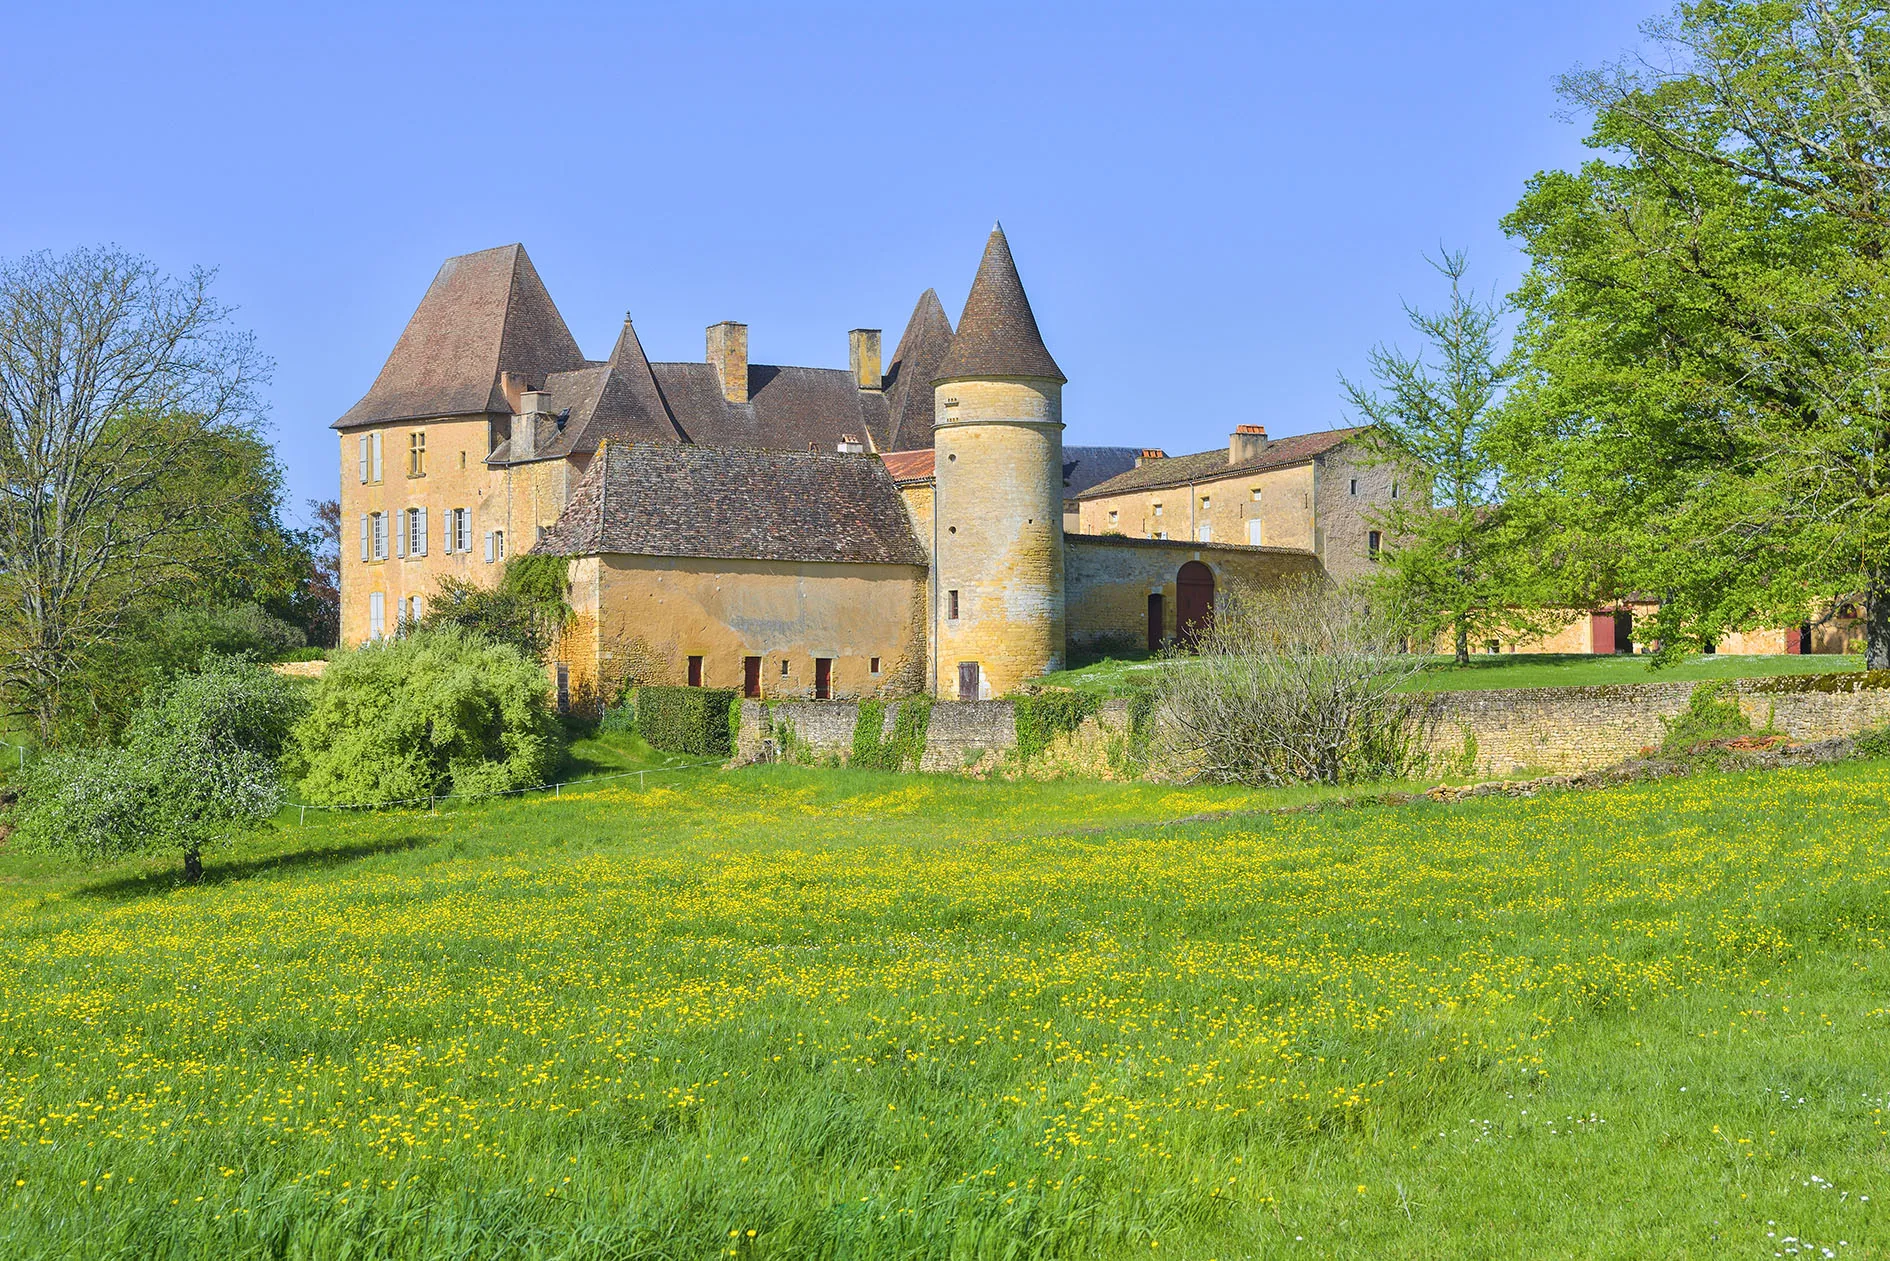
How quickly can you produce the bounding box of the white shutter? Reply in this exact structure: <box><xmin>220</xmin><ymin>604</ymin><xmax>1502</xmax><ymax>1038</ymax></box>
<box><xmin>442</xmin><ymin>509</ymin><xmax>454</xmax><ymax>554</ymax></box>
<box><xmin>394</xmin><ymin>510</ymin><xmax>406</xmax><ymax>557</ymax></box>
<box><xmin>369</xmin><ymin>592</ymin><xmax>384</xmax><ymax>639</ymax></box>
<box><xmin>359</xmin><ymin>515</ymin><xmax>370</xmax><ymax>561</ymax></box>
<box><xmin>357</xmin><ymin>435</ymin><xmax>369</xmax><ymax>483</ymax></box>
<box><xmin>484</xmin><ymin>531</ymin><xmax>495</xmax><ymax>563</ymax></box>
<box><xmin>371</xmin><ymin>432</ymin><xmax>383</xmax><ymax>482</ymax></box>
<box><xmin>1247</xmin><ymin>518</ymin><xmax>1263</xmax><ymax>546</ymax></box>
<box><xmin>415</xmin><ymin>507</ymin><xmax>427</xmax><ymax>556</ymax></box>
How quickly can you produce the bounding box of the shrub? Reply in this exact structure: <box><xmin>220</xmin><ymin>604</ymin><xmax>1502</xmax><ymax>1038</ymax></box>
<box><xmin>290</xmin><ymin>628</ymin><xmax>564</xmax><ymax>807</ymax></box>
<box><xmin>1012</xmin><ymin>690</ymin><xmax>1103</xmax><ymax>762</ymax></box>
<box><xmin>850</xmin><ymin>697</ymin><xmax>933</xmax><ymax>771</ymax></box>
<box><xmin>1659</xmin><ymin>681</ymin><xmax>1756</xmax><ymax>753</ymax></box>
<box><xmin>635</xmin><ymin>686</ymin><xmax>740</xmax><ymax>757</ymax></box>
<box><xmin>13</xmin><ymin>657</ymin><xmax>302</xmax><ymax>880</ymax></box>
<box><xmin>1855</xmin><ymin>723</ymin><xmax>1890</xmax><ymax>760</ymax></box>
<box><xmin>419</xmin><ymin>556</ymin><xmax>572</xmax><ymax>661</ymax></box>
<box><xmin>1151</xmin><ymin>578</ymin><xmax>1429</xmax><ymax>785</ymax></box>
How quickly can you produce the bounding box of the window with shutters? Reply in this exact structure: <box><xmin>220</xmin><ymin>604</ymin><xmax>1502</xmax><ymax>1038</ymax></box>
<box><xmin>359</xmin><ymin>514</ymin><xmax>371</xmax><ymax>561</ymax></box>
<box><xmin>408</xmin><ymin>431</ymin><xmax>427</xmax><ymax>477</ymax></box>
<box><xmin>407</xmin><ymin>594</ymin><xmax>423</xmax><ymax>623</ymax></box>
<box><xmin>368</xmin><ymin>592</ymin><xmax>385</xmax><ymax>639</ymax></box>
<box><xmin>363</xmin><ymin>512</ymin><xmax>388</xmax><ymax>561</ymax></box>
<box><xmin>484</xmin><ymin>531</ymin><xmax>495</xmax><ymax>563</ymax></box>
<box><xmin>357</xmin><ymin>435</ymin><xmax>371</xmax><ymax>484</ymax></box>
<box><xmin>494</xmin><ymin>530</ymin><xmax>505</xmax><ymax>560</ymax></box>
<box><xmin>371</xmin><ymin>431</ymin><xmax>383</xmax><ymax>483</ymax></box>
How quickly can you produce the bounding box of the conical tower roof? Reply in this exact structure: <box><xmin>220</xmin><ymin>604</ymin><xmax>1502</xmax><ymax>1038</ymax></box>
<box><xmin>883</xmin><ymin>288</ymin><xmax>954</xmax><ymax>449</ymax></box>
<box><xmin>933</xmin><ymin>225</ymin><xmax>1064</xmax><ymax>385</ymax></box>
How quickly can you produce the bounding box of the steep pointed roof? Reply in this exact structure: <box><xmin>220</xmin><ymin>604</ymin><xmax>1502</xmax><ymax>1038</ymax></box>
<box><xmin>568</xmin><ymin>318</ymin><xmax>685</xmax><ymax>450</ymax></box>
<box><xmin>881</xmin><ymin>288</ymin><xmax>954</xmax><ymax>450</ymax></box>
<box><xmin>334</xmin><ymin>244</ymin><xmax>587</xmax><ymax>429</ymax></box>
<box><xmin>933</xmin><ymin>226</ymin><xmax>1064</xmax><ymax>385</ymax></box>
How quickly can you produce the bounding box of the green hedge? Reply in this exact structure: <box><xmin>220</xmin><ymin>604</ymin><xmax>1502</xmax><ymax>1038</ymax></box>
<box><xmin>636</xmin><ymin>686</ymin><xmax>740</xmax><ymax>757</ymax></box>
<box><xmin>1013</xmin><ymin>690</ymin><xmax>1104</xmax><ymax>761</ymax></box>
<box><xmin>851</xmin><ymin>697</ymin><xmax>933</xmax><ymax>771</ymax></box>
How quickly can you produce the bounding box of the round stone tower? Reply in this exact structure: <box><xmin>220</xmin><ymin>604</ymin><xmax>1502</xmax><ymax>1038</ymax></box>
<box><xmin>931</xmin><ymin>225</ymin><xmax>1067</xmax><ymax>699</ymax></box>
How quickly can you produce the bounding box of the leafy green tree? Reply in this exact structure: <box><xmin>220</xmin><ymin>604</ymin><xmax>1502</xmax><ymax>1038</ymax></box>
<box><xmin>289</xmin><ymin>627</ymin><xmax>564</xmax><ymax>808</ymax></box>
<box><xmin>1345</xmin><ymin>251</ymin><xmax>1545</xmax><ymax>664</ymax></box>
<box><xmin>1499</xmin><ymin>1</ymin><xmax>1890</xmax><ymax>664</ymax></box>
<box><xmin>14</xmin><ymin>657</ymin><xmax>301</xmax><ymax>881</ymax></box>
<box><xmin>418</xmin><ymin>555</ymin><xmax>572</xmax><ymax>661</ymax></box>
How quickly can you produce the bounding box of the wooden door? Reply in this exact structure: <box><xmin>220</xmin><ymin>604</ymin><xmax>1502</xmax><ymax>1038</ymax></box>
<box><xmin>814</xmin><ymin>657</ymin><xmax>832</xmax><ymax>700</ymax></box>
<box><xmin>1146</xmin><ymin>593</ymin><xmax>1164</xmax><ymax>651</ymax></box>
<box><xmin>957</xmin><ymin>661</ymin><xmax>980</xmax><ymax>701</ymax></box>
<box><xmin>743</xmin><ymin>655</ymin><xmax>761</xmax><ymax>698</ymax></box>
<box><xmin>1177</xmin><ymin>562</ymin><xmax>1215</xmax><ymax>648</ymax></box>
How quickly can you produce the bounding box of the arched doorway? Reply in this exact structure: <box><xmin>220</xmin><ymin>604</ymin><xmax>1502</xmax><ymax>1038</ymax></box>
<box><xmin>1177</xmin><ymin>561</ymin><xmax>1215</xmax><ymax>647</ymax></box>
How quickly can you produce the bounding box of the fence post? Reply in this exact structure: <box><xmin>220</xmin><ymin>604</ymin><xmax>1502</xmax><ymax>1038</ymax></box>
<box><xmin>299</xmin><ymin>805</ymin><xmax>306</xmax><ymax>827</ymax></box>
<box><xmin>639</xmin><ymin>770</ymin><xmax>646</xmax><ymax>791</ymax></box>
<box><xmin>555</xmin><ymin>782</ymin><xmax>561</xmax><ymax>799</ymax></box>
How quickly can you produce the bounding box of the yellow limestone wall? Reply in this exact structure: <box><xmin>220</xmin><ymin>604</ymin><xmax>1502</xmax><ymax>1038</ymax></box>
<box><xmin>560</xmin><ymin>553</ymin><xmax>929</xmax><ymax>714</ymax></box>
<box><xmin>931</xmin><ymin>377</ymin><xmax>1065</xmax><ymax>697</ymax></box>
<box><xmin>1077</xmin><ymin>460</ymin><xmax>1316</xmax><ymax>550</ymax></box>
<box><xmin>1064</xmin><ymin>537</ymin><xmax>1325</xmax><ymax>651</ymax></box>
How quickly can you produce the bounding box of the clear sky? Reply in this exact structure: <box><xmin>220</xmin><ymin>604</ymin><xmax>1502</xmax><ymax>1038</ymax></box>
<box><xmin>3</xmin><ymin>1</ymin><xmax>1660</xmax><ymax>516</ymax></box>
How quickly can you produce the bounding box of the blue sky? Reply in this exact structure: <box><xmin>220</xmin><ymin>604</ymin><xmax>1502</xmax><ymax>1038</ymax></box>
<box><xmin>3</xmin><ymin>1</ymin><xmax>1658</xmax><ymax>516</ymax></box>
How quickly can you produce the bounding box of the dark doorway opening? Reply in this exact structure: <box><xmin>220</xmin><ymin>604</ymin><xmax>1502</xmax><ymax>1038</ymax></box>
<box><xmin>742</xmin><ymin>655</ymin><xmax>761</xmax><ymax>698</ymax></box>
<box><xmin>814</xmin><ymin>657</ymin><xmax>832</xmax><ymax>700</ymax></box>
<box><xmin>686</xmin><ymin>654</ymin><xmax>703</xmax><ymax>687</ymax></box>
<box><xmin>1613</xmin><ymin>609</ymin><xmax>1633</xmax><ymax>655</ymax></box>
<box><xmin>957</xmin><ymin>661</ymin><xmax>980</xmax><ymax>701</ymax></box>
<box><xmin>1177</xmin><ymin>561</ymin><xmax>1215</xmax><ymax>647</ymax></box>
<box><xmin>1146</xmin><ymin>592</ymin><xmax>1165</xmax><ymax>651</ymax></box>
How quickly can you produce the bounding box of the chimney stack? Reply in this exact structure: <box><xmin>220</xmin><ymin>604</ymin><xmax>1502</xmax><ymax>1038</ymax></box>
<box><xmin>837</xmin><ymin>432</ymin><xmax>865</xmax><ymax>454</ymax></box>
<box><xmin>707</xmin><ymin>321</ymin><xmax>749</xmax><ymax>404</ymax></box>
<box><xmin>513</xmin><ymin>389</ymin><xmax>554</xmax><ymax>460</ymax></box>
<box><xmin>1135</xmin><ymin>448</ymin><xmax>1167</xmax><ymax>468</ymax></box>
<box><xmin>849</xmin><ymin>329</ymin><xmax>882</xmax><ymax>391</ymax></box>
<box><xmin>1229</xmin><ymin>424</ymin><xmax>1267</xmax><ymax>465</ymax></box>
<box><xmin>498</xmin><ymin>370</ymin><xmax>527</xmax><ymax>414</ymax></box>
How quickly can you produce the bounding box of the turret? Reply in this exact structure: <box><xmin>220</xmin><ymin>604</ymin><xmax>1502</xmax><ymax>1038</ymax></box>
<box><xmin>930</xmin><ymin>225</ymin><xmax>1067</xmax><ymax>699</ymax></box>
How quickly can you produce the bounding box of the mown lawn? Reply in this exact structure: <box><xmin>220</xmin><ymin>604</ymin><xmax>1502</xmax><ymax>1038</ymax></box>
<box><xmin>0</xmin><ymin>759</ymin><xmax>1885</xmax><ymax>1258</ymax></box>
<box><xmin>1039</xmin><ymin>650</ymin><xmax>1865</xmax><ymax>697</ymax></box>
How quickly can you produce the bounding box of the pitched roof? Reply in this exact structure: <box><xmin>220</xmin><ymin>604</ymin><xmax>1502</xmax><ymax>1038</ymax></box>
<box><xmin>1062</xmin><ymin>446</ymin><xmax>1141</xmax><ymax>496</ymax></box>
<box><xmin>1075</xmin><ymin>427</ymin><xmax>1369</xmax><ymax>499</ymax></box>
<box><xmin>882</xmin><ymin>449</ymin><xmax>936</xmax><ymax>483</ymax></box>
<box><xmin>881</xmin><ymin>289</ymin><xmax>954</xmax><ymax>448</ymax></box>
<box><xmin>934</xmin><ymin>226</ymin><xmax>1064</xmax><ymax>384</ymax></box>
<box><xmin>648</xmin><ymin>362</ymin><xmax>891</xmax><ymax>453</ymax></box>
<box><xmin>534</xmin><ymin>443</ymin><xmax>928</xmax><ymax>566</ymax></box>
<box><xmin>335</xmin><ymin>244</ymin><xmax>587</xmax><ymax>429</ymax></box>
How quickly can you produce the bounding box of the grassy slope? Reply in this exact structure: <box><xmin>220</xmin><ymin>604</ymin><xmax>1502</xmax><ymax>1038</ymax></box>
<box><xmin>0</xmin><ymin>763</ymin><xmax>1885</xmax><ymax>1258</ymax></box>
<box><xmin>1039</xmin><ymin>651</ymin><xmax>1865</xmax><ymax>697</ymax></box>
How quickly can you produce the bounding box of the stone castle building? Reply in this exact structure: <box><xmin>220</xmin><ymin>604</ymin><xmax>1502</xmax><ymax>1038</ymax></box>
<box><xmin>334</xmin><ymin>227</ymin><xmax>1393</xmax><ymax>708</ymax></box>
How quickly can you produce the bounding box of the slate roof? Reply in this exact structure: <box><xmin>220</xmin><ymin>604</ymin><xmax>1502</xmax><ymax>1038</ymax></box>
<box><xmin>647</xmin><ymin>362</ymin><xmax>891</xmax><ymax>453</ymax></box>
<box><xmin>881</xmin><ymin>289</ymin><xmax>954</xmax><ymax>449</ymax></box>
<box><xmin>1062</xmin><ymin>446</ymin><xmax>1141</xmax><ymax>496</ymax></box>
<box><xmin>1075</xmin><ymin>427</ymin><xmax>1369</xmax><ymax>499</ymax></box>
<box><xmin>335</xmin><ymin>244</ymin><xmax>587</xmax><ymax>429</ymax></box>
<box><xmin>934</xmin><ymin>225</ymin><xmax>1064</xmax><ymax>384</ymax></box>
<box><xmin>533</xmin><ymin>443</ymin><xmax>929</xmax><ymax>566</ymax></box>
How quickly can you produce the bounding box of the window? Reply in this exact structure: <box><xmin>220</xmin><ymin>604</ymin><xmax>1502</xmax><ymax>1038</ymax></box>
<box><xmin>1196</xmin><ymin>522</ymin><xmax>1212</xmax><ymax>543</ymax></box>
<box><xmin>368</xmin><ymin>592</ymin><xmax>385</xmax><ymax>639</ymax></box>
<box><xmin>361</xmin><ymin>512</ymin><xmax>388</xmax><ymax>561</ymax></box>
<box><xmin>459</xmin><ymin>451</ymin><xmax>467</xmax><ymax>470</ymax></box>
<box><xmin>404</xmin><ymin>594</ymin><xmax>423</xmax><ymax>625</ymax></box>
<box><xmin>1368</xmin><ymin>530</ymin><xmax>1382</xmax><ymax>558</ymax></box>
<box><xmin>359</xmin><ymin>514</ymin><xmax>370</xmax><ymax>561</ymax></box>
<box><xmin>870</xmin><ymin>657</ymin><xmax>881</xmax><ymax>675</ymax></box>
<box><xmin>483</xmin><ymin>529</ymin><xmax>504</xmax><ymax>563</ymax></box>
<box><xmin>408</xmin><ymin>431</ymin><xmax>427</xmax><ymax>477</ymax></box>
<box><xmin>446</xmin><ymin>507</ymin><xmax>469</xmax><ymax>554</ymax></box>
<box><xmin>555</xmin><ymin>662</ymin><xmax>570</xmax><ymax>713</ymax></box>
<box><xmin>1153</xmin><ymin>530</ymin><xmax>1167</xmax><ymax>540</ymax></box>
<box><xmin>358</xmin><ymin>432</ymin><xmax>384</xmax><ymax>484</ymax></box>
<box><xmin>1250</xmin><ymin>488</ymin><xmax>1261</xmax><ymax>502</ymax></box>
<box><xmin>687</xmin><ymin>655</ymin><xmax>703</xmax><ymax>687</ymax></box>
<box><xmin>947</xmin><ymin>589</ymin><xmax>960</xmax><ymax>620</ymax></box>
<box><xmin>1152</xmin><ymin>502</ymin><xmax>1163</xmax><ymax>518</ymax></box>
<box><xmin>401</xmin><ymin>507</ymin><xmax>427</xmax><ymax>557</ymax></box>
<box><xmin>1200</xmin><ymin>495</ymin><xmax>1211</xmax><ymax>512</ymax></box>
<box><xmin>1107</xmin><ymin>509</ymin><xmax>1119</xmax><ymax>528</ymax></box>
<box><xmin>1247</xmin><ymin>519</ymin><xmax>1263</xmax><ymax>546</ymax></box>
<box><xmin>357</xmin><ymin>435</ymin><xmax>370</xmax><ymax>484</ymax></box>
<box><xmin>780</xmin><ymin>659</ymin><xmax>790</xmax><ymax>677</ymax></box>
<box><xmin>1349</xmin><ymin>478</ymin><xmax>1358</xmax><ymax>496</ymax></box>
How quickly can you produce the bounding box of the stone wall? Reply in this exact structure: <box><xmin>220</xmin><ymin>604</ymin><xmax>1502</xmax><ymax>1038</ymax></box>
<box><xmin>738</xmin><ymin>678</ymin><xmax>1890</xmax><ymax>778</ymax></box>
<box><xmin>1064</xmin><ymin>536</ymin><xmax>1322</xmax><ymax>653</ymax></box>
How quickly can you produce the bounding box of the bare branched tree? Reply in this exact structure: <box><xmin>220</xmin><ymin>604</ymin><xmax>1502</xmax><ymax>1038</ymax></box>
<box><xmin>1152</xmin><ymin>578</ymin><xmax>1430</xmax><ymax>785</ymax></box>
<box><xmin>0</xmin><ymin>247</ymin><xmax>268</xmax><ymax>738</ymax></box>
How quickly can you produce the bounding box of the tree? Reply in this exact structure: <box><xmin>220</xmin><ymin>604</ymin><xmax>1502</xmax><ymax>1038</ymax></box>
<box><xmin>302</xmin><ymin>498</ymin><xmax>341</xmax><ymax>648</ymax></box>
<box><xmin>0</xmin><ymin>247</ymin><xmax>269</xmax><ymax>737</ymax></box>
<box><xmin>13</xmin><ymin>657</ymin><xmax>300</xmax><ymax>881</ymax></box>
<box><xmin>1499</xmin><ymin>1</ymin><xmax>1890</xmax><ymax>665</ymax></box>
<box><xmin>1344</xmin><ymin>251</ymin><xmax>1544</xmax><ymax>664</ymax></box>
<box><xmin>418</xmin><ymin>554</ymin><xmax>571</xmax><ymax>660</ymax></box>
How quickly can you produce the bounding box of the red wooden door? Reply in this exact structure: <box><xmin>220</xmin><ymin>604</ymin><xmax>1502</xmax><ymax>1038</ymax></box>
<box><xmin>814</xmin><ymin>658</ymin><xmax>832</xmax><ymax>700</ymax></box>
<box><xmin>1177</xmin><ymin>562</ymin><xmax>1215</xmax><ymax>647</ymax></box>
<box><xmin>957</xmin><ymin>661</ymin><xmax>980</xmax><ymax>701</ymax></box>
<box><xmin>743</xmin><ymin>655</ymin><xmax>761</xmax><ymax>698</ymax></box>
<box><xmin>1590</xmin><ymin>613</ymin><xmax>1616</xmax><ymax>656</ymax></box>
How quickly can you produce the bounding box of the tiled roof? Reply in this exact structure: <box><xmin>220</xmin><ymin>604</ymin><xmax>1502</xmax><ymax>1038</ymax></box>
<box><xmin>533</xmin><ymin>443</ymin><xmax>928</xmax><ymax>566</ymax></box>
<box><xmin>1075</xmin><ymin>427</ymin><xmax>1368</xmax><ymax>499</ymax></box>
<box><xmin>1062</xmin><ymin>446</ymin><xmax>1141</xmax><ymax>496</ymax></box>
<box><xmin>934</xmin><ymin>226</ymin><xmax>1064</xmax><ymax>384</ymax></box>
<box><xmin>335</xmin><ymin>245</ymin><xmax>587</xmax><ymax>429</ymax></box>
<box><xmin>882</xmin><ymin>449</ymin><xmax>936</xmax><ymax>483</ymax></box>
<box><xmin>648</xmin><ymin>362</ymin><xmax>891</xmax><ymax>453</ymax></box>
<box><xmin>881</xmin><ymin>289</ymin><xmax>953</xmax><ymax>449</ymax></box>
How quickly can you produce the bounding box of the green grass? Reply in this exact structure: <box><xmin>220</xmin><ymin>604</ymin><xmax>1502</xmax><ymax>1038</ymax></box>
<box><xmin>1040</xmin><ymin>650</ymin><xmax>1865</xmax><ymax>697</ymax></box>
<box><xmin>0</xmin><ymin>760</ymin><xmax>1887</xmax><ymax>1257</ymax></box>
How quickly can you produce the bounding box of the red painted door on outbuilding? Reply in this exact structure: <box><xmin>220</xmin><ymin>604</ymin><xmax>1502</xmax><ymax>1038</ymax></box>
<box><xmin>1178</xmin><ymin>562</ymin><xmax>1215</xmax><ymax>647</ymax></box>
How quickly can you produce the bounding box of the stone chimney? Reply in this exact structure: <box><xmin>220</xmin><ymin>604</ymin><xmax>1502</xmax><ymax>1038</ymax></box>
<box><xmin>513</xmin><ymin>389</ymin><xmax>553</xmax><ymax>460</ymax></box>
<box><xmin>1135</xmin><ymin>448</ymin><xmax>1167</xmax><ymax>468</ymax></box>
<box><xmin>1229</xmin><ymin>423</ymin><xmax>1267</xmax><ymax>464</ymax></box>
<box><xmin>707</xmin><ymin>321</ymin><xmax>749</xmax><ymax>404</ymax></box>
<box><xmin>836</xmin><ymin>432</ymin><xmax>865</xmax><ymax>454</ymax></box>
<box><xmin>849</xmin><ymin>329</ymin><xmax>882</xmax><ymax>391</ymax></box>
<box><xmin>498</xmin><ymin>370</ymin><xmax>528</xmax><ymax>414</ymax></box>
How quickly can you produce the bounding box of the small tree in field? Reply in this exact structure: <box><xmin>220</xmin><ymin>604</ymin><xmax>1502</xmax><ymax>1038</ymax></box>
<box><xmin>14</xmin><ymin>657</ymin><xmax>301</xmax><ymax>881</ymax></box>
<box><xmin>1152</xmin><ymin>578</ymin><xmax>1430</xmax><ymax>785</ymax></box>
<box><xmin>1344</xmin><ymin>250</ymin><xmax>1544</xmax><ymax>664</ymax></box>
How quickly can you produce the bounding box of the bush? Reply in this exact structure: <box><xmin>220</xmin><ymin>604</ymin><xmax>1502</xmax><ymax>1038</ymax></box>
<box><xmin>850</xmin><ymin>697</ymin><xmax>933</xmax><ymax>771</ymax></box>
<box><xmin>419</xmin><ymin>556</ymin><xmax>572</xmax><ymax>661</ymax></box>
<box><xmin>1855</xmin><ymin>723</ymin><xmax>1890</xmax><ymax>760</ymax></box>
<box><xmin>1659</xmin><ymin>681</ymin><xmax>1756</xmax><ymax>753</ymax></box>
<box><xmin>1151</xmin><ymin>578</ymin><xmax>1428</xmax><ymax>785</ymax></box>
<box><xmin>1012</xmin><ymin>690</ymin><xmax>1103</xmax><ymax>761</ymax></box>
<box><xmin>290</xmin><ymin>628</ymin><xmax>564</xmax><ymax>806</ymax></box>
<box><xmin>13</xmin><ymin>657</ymin><xmax>302</xmax><ymax>880</ymax></box>
<box><xmin>635</xmin><ymin>686</ymin><xmax>740</xmax><ymax>757</ymax></box>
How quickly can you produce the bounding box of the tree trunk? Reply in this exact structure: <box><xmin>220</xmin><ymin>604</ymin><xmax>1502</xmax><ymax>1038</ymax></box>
<box><xmin>1454</xmin><ymin>620</ymin><xmax>1470</xmax><ymax>667</ymax></box>
<box><xmin>184</xmin><ymin>847</ymin><xmax>203</xmax><ymax>884</ymax></box>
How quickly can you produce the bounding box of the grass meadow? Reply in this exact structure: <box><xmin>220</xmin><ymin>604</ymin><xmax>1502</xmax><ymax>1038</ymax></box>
<box><xmin>0</xmin><ymin>751</ymin><xmax>1886</xmax><ymax>1258</ymax></box>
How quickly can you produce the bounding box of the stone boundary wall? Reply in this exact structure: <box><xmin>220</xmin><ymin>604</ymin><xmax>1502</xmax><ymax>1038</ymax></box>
<box><xmin>739</xmin><ymin>679</ymin><xmax>1890</xmax><ymax>777</ymax></box>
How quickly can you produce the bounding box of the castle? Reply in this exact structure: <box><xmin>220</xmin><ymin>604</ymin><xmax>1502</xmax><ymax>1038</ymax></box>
<box><xmin>334</xmin><ymin>228</ymin><xmax>1394</xmax><ymax>709</ymax></box>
